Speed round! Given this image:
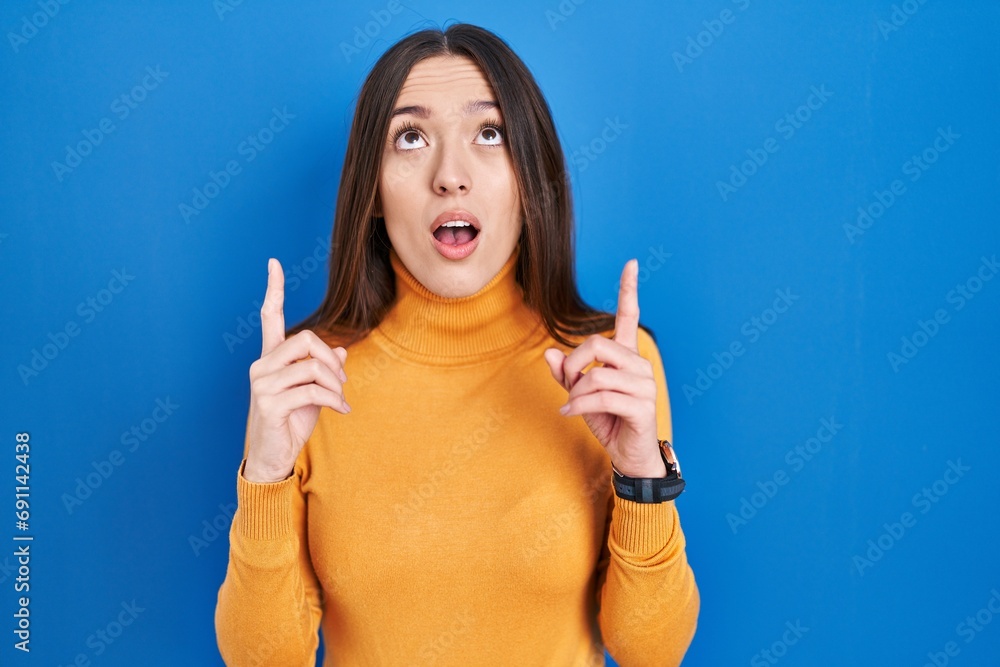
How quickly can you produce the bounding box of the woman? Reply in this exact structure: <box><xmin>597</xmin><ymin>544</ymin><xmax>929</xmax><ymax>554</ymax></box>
<box><xmin>215</xmin><ymin>22</ymin><xmax>699</xmax><ymax>667</ymax></box>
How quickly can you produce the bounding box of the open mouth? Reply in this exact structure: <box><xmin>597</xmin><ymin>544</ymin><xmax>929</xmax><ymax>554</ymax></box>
<box><xmin>432</xmin><ymin>220</ymin><xmax>480</xmax><ymax>246</ymax></box>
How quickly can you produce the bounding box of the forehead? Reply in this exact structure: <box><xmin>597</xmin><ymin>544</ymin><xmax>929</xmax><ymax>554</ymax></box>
<box><xmin>395</xmin><ymin>55</ymin><xmax>495</xmax><ymax>107</ymax></box>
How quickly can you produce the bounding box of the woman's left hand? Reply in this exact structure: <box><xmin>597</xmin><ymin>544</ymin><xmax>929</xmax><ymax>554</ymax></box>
<box><xmin>543</xmin><ymin>259</ymin><xmax>667</xmax><ymax>478</ymax></box>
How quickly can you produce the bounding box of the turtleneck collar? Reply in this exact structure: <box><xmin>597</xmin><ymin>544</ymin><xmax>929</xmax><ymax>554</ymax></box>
<box><xmin>372</xmin><ymin>244</ymin><xmax>543</xmax><ymax>365</ymax></box>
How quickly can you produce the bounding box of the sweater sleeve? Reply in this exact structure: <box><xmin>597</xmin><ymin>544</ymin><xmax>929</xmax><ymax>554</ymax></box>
<box><xmin>214</xmin><ymin>412</ymin><xmax>324</xmax><ymax>666</ymax></box>
<box><xmin>594</xmin><ymin>328</ymin><xmax>700</xmax><ymax>667</ymax></box>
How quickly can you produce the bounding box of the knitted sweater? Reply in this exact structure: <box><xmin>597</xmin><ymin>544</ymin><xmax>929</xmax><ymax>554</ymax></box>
<box><xmin>214</xmin><ymin>246</ymin><xmax>699</xmax><ymax>666</ymax></box>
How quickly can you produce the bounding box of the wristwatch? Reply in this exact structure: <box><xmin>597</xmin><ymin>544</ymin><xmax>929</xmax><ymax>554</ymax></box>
<box><xmin>611</xmin><ymin>439</ymin><xmax>686</xmax><ymax>503</ymax></box>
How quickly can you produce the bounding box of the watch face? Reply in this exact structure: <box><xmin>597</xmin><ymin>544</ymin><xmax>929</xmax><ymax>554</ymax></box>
<box><xmin>659</xmin><ymin>440</ymin><xmax>681</xmax><ymax>478</ymax></box>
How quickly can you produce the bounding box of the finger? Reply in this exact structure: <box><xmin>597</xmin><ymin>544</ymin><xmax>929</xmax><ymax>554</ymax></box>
<box><xmin>561</xmin><ymin>335</ymin><xmax>649</xmax><ymax>389</ymax></box>
<box><xmin>261</xmin><ymin>258</ymin><xmax>286</xmax><ymax>356</ymax></box>
<box><xmin>565</xmin><ymin>366</ymin><xmax>655</xmax><ymax>404</ymax></box>
<box><xmin>561</xmin><ymin>390</ymin><xmax>643</xmax><ymax>421</ymax></box>
<box><xmin>255</xmin><ymin>358</ymin><xmax>344</xmax><ymax>399</ymax></box>
<box><xmin>543</xmin><ymin>348</ymin><xmax>568</xmax><ymax>390</ymax></box>
<box><xmin>334</xmin><ymin>346</ymin><xmax>348</xmax><ymax>382</ymax></box>
<box><xmin>614</xmin><ymin>258</ymin><xmax>640</xmax><ymax>352</ymax></box>
<box><xmin>271</xmin><ymin>383</ymin><xmax>351</xmax><ymax>416</ymax></box>
<box><xmin>256</xmin><ymin>330</ymin><xmax>347</xmax><ymax>383</ymax></box>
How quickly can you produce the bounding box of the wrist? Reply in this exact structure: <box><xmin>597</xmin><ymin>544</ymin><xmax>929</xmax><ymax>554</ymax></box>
<box><xmin>242</xmin><ymin>459</ymin><xmax>291</xmax><ymax>484</ymax></box>
<box><xmin>613</xmin><ymin>458</ymin><xmax>668</xmax><ymax>479</ymax></box>
<box><xmin>611</xmin><ymin>439</ymin><xmax>685</xmax><ymax>504</ymax></box>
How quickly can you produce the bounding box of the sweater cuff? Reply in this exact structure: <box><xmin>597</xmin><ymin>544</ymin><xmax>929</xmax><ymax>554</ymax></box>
<box><xmin>234</xmin><ymin>458</ymin><xmax>294</xmax><ymax>540</ymax></box>
<box><xmin>610</xmin><ymin>493</ymin><xmax>676</xmax><ymax>558</ymax></box>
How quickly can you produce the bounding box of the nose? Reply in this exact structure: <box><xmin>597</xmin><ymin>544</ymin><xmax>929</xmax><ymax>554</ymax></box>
<box><xmin>431</xmin><ymin>139</ymin><xmax>471</xmax><ymax>195</ymax></box>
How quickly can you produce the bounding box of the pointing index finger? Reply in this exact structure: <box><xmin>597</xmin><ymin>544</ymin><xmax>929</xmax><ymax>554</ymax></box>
<box><xmin>261</xmin><ymin>258</ymin><xmax>286</xmax><ymax>356</ymax></box>
<box><xmin>613</xmin><ymin>258</ymin><xmax>640</xmax><ymax>352</ymax></box>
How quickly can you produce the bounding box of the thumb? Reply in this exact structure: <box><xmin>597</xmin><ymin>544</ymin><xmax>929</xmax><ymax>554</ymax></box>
<box><xmin>543</xmin><ymin>348</ymin><xmax>567</xmax><ymax>389</ymax></box>
<box><xmin>332</xmin><ymin>346</ymin><xmax>348</xmax><ymax>364</ymax></box>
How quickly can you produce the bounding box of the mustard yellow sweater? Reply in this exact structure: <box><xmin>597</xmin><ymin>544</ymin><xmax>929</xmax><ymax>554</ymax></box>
<box><xmin>214</xmin><ymin>246</ymin><xmax>699</xmax><ymax>666</ymax></box>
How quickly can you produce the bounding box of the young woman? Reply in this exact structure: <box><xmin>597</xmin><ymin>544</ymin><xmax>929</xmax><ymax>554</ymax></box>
<box><xmin>215</xmin><ymin>22</ymin><xmax>699</xmax><ymax>666</ymax></box>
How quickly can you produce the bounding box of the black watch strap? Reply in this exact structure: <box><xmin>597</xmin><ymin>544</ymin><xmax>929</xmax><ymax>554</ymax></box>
<box><xmin>611</xmin><ymin>439</ymin><xmax>686</xmax><ymax>504</ymax></box>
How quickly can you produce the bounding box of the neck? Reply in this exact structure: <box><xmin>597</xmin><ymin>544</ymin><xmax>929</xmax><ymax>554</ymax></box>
<box><xmin>373</xmin><ymin>245</ymin><xmax>542</xmax><ymax>363</ymax></box>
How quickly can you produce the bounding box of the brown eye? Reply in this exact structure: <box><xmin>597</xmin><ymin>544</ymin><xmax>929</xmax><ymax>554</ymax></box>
<box><xmin>475</xmin><ymin>124</ymin><xmax>504</xmax><ymax>147</ymax></box>
<box><xmin>392</xmin><ymin>124</ymin><xmax>426</xmax><ymax>151</ymax></box>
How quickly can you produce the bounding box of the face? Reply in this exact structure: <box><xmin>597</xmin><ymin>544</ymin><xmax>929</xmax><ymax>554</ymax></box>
<box><xmin>377</xmin><ymin>55</ymin><xmax>522</xmax><ymax>298</ymax></box>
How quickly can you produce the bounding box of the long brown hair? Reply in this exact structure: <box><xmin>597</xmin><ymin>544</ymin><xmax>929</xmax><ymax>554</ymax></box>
<box><xmin>288</xmin><ymin>23</ymin><xmax>620</xmax><ymax>347</ymax></box>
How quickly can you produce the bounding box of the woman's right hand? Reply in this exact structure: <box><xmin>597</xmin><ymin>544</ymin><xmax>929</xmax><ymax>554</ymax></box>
<box><xmin>243</xmin><ymin>258</ymin><xmax>350</xmax><ymax>483</ymax></box>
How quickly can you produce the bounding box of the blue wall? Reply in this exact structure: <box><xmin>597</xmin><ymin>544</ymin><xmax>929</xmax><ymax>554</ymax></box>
<box><xmin>2</xmin><ymin>1</ymin><xmax>998</xmax><ymax>665</ymax></box>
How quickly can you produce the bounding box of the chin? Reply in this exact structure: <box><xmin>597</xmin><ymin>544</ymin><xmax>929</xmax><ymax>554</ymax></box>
<box><xmin>434</xmin><ymin>268</ymin><xmax>489</xmax><ymax>299</ymax></box>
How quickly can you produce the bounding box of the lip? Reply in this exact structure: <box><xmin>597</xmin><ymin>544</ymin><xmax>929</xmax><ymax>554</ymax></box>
<box><xmin>429</xmin><ymin>209</ymin><xmax>481</xmax><ymax>260</ymax></box>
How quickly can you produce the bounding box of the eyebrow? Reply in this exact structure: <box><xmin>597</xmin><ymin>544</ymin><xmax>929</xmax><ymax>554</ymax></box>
<box><xmin>389</xmin><ymin>99</ymin><xmax>500</xmax><ymax>120</ymax></box>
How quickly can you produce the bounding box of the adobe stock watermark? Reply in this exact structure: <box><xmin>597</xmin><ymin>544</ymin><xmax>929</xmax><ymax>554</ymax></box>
<box><xmin>852</xmin><ymin>459</ymin><xmax>970</xmax><ymax>577</ymax></box>
<box><xmin>887</xmin><ymin>254</ymin><xmax>997</xmax><ymax>372</ymax></box>
<box><xmin>56</xmin><ymin>600</ymin><xmax>145</xmax><ymax>665</ymax></box>
<box><xmin>213</xmin><ymin>0</ymin><xmax>246</xmax><ymax>21</ymax></box>
<box><xmin>726</xmin><ymin>417</ymin><xmax>842</xmax><ymax>534</ymax></box>
<box><xmin>545</xmin><ymin>0</ymin><xmax>587</xmax><ymax>31</ymax></box>
<box><xmin>61</xmin><ymin>396</ymin><xmax>180</xmax><ymax>514</ymax></box>
<box><xmin>223</xmin><ymin>236</ymin><xmax>330</xmax><ymax>352</ymax></box>
<box><xmin>682</xmin><ymin>288</ymin><xmax>799</xmax><ymax>405</ymax></box>
<box><xmin>614</xmin><ymin>558</ymin><xmax>695</xmax><ymax>651</ymax></box>
<box><xmin>536</xmin><ymin>170</ymin><xmax>574</xmax><ymax>216</ymax></box>
<box><xmin>522</xmin><ymin>467</ymin><xmax>609</xmax><ymax>562</ymax></box>
<box><xmin>877</xmin><ymin>0</ymin><xmax>930</xmax><ymax>40</ymax></box>
<box><xmin>569</xmin><ymin>117</ymin><xmax>629</xmax><ymax>173</ymax></box>
<box><xmin>7</xmin><ymin>0</ymin><xmax>72</xmax><ymax>54</ymax></box>
<box><xmin>393</xmin><ymin>407</ymin><xmax>511</xmax><ymax>521</ymax></box>
<box><xmin>672</xmin><ymin>0</ymin><xmax>752</xmax><ymax>73</ymax></box>
<box><xmin>188</xmin><ymin>501</ymin><xmax>237</xmax><ymax>556</ymax></box>
<box><xmin>179</xmin><ymin>106</ymin><xmax>296</xmax><ymax>223</ymax></box>
<box><xmin>717</xmin><ymin>84</ymin><xmax>833</xmax><ymax>201</ymax></box>
<box><xmin>843</xmin><ymin>126</ymin><xmax>960</xmax><ymax>243</ymax></box>
<box><xmin>50</xmin><ymin>66</ymin><xmax>169</xmax><ymax>182</ymax></box>
<box><xmin>17</xmin><ymin>268</ymin><xmax>135</xmax><ymax>386</ymax></box>
<box><xmin>342</xmin><ymin>303</ymin><xmax>441</xmax><ymax>392</ymax></box>
<box><xmin>600</xmin><ymin>245</ymin><xmax>672</xmax><ymax>312</ymax></box>
<box><xmin>339</xmin><ymin>0</ymin><xmax>403</xmax><ymax>63</ymax></box>
<box><xmin>242</xmin><ymin>615</ymin><xmax>299</xmax><ymax>667</ymax></box>
<box><xmin>416</xmin><ymin>610</ymin><xmax>475</xmax><ymax>665</ymax></box>
<box><xmin>379</xmin><ymin>102</ymin><xmax>484</xmax><ymax>189</ymax></box>
<box><xmin>0</xmin><ymin>556</ymin><xmax>14</xmax><ymax>586</ymax></box>
<box><xmin>323</xmin><ymin>561</ymin><xmax>355</xmax><ymax>600</ymax></box>
<box><xmin>750</xmin><ymin>620</ymin><xmax>810</xmax><ymax>667</ymax></box>
<box><xmin>921</xmin><ymin>587</ymin><xmax>1000</xmax><ymax>667</ymax></box>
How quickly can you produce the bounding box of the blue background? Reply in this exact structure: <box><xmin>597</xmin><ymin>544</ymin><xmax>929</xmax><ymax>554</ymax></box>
<box><xmin>2</xmin><ymin>1</ymin><xmax>998</xmax><ymax>665</ymax></box>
